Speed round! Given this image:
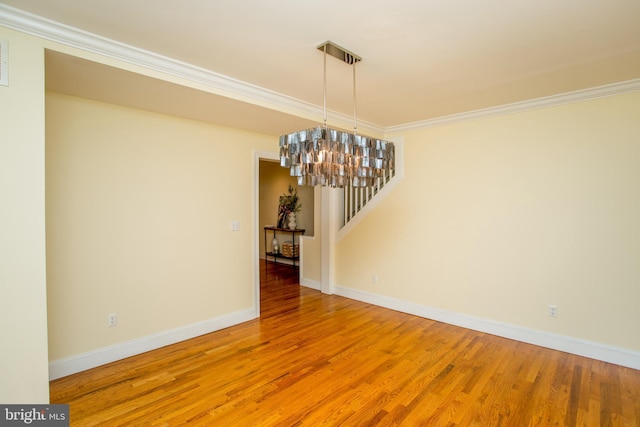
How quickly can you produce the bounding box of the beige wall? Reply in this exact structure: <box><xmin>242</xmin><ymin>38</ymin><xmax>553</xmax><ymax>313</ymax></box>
<box><xmin>46</xmin><ymin>92</ymin><xmax>275</xmax><ymax>360</ymax></box>
<box><xmin>338</xmin><ymin>91</ymin><xmax>640</xmax><ymax>352</ymax></box>
<box><xmin>0</xmin><ymin>22</ymin><xmax>323</xmax><ymax>401</ymax></box>
<box><xmin>0</xmin><ymin>28</ymin><xmax>50</xmax><ymax>403</ymax></box>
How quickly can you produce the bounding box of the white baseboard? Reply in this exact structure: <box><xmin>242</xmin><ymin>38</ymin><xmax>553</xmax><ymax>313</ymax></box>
<box><xmin>50</xmin><ymin>288</ymin><xmax>640</xmax><ymax>380</ymax></box>
<box><xmin>49</xmin><ymin>308</ymin><xmax>256</xmax><ymax>380</ymax></box>
<box><xmin>334</xmin><ymin>286</ymin><xmax>640</xmax><ymax>370</ymax></box>
<box><xmin>300</xmin><ymin>278</ymin><xmax>321</xmax><ymax>291</ymax></box>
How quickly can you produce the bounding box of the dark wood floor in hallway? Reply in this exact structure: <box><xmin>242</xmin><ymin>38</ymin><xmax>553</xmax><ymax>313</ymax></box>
<box><xmin>50</xmin><ymin>260</ymin><xmax>640</xmax><ymax>426</ymax></box>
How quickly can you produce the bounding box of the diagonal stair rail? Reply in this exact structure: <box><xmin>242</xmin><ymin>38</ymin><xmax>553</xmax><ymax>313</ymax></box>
<box><xmin>343</xmin><ymin>168</ymin><xmax>395</xmax><ymax>226</ymax></box>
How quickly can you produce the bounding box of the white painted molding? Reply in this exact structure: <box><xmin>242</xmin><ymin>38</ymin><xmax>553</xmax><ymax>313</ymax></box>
<box><xmin>334</xmin><ymin>285</ymin><xmax>640</xmax><ymax>371</ymax></box>
<box><xmin>0</xmin><ymin>4</ymin><xmax>384</xmax><ymax>136</ymax></box>
<box><xmin>300</xmin><ymin>278</ymin><xmax>321</xmax><ymax>291</ymax></box>
<box><xmin>3</xmin><ymin>3</ymin><xmax>639</xmax><ymax>137</ymax></box>
<box><xmin>2</xmin><ymin>4</ymin><xmax>637</xmax><ymax>136</ymax></box>
<box><xmin>254</xmin><ymin>150</ymin><xmax>279</xmax><ymax>318</ymax></box>
<box><xmin>386</xmin><ymin>78</ymin><xmax>640</xmax><ymax>133</ymax></box>
<box><xmin>49</xmin><ymin>308</ymin><xmax>256</xmax><ymax>380</ymax></box>
<box><xmin>299</xmin><ymin>235</ymin><xmax>310</xmax><ymax>288</ymax></box>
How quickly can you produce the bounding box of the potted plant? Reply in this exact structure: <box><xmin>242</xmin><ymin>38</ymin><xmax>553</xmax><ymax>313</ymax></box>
<box><xmin>277</xmin><ymin>185</ymin><xmax>302</xmax><ymax>229</ymax></box>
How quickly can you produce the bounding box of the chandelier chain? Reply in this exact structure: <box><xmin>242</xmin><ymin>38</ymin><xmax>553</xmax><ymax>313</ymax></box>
<box><xmin>278</xmin><ymin>41</ymin><xmax>395</xmax><ymax>188</ymax></box>
<box><xmin>323</xmin><ymin>44</ymin><xmax>328</xmax><ymax>128</ymax></box>
<box><xmin>353</xmin><ymin>61</ymin><xmax>358</xmax><ymax>135</ymax></box>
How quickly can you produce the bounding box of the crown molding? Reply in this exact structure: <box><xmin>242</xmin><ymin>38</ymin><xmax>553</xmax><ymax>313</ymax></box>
<box><xmin>0</xmin><ymin>4</ymin><xmax>385</xmax><ymax>136</ymax></box>
<box><xmin>386</xmin><ymin>78</ymin><xmax>640</xmax><ymax>134</ymax></box>
<box><xmin>1</xmin><ymin>4</ymin><xmax>637</xmax><ymax>137</ymax></box>
<box><xmin>0</xmin><ymin>4</ymin><xmax>295</xmax><ymax>107</ymax></box>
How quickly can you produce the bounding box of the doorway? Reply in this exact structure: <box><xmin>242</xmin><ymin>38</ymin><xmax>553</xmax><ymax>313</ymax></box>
<box><xmin>257</xmin><ymin>157</ymin><xmax>315</xmax><ymax>314</ymax></box>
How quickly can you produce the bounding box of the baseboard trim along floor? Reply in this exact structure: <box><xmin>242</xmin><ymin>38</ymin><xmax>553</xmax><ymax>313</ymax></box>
<box><xmin>49</xmin><ymin>308</ymin><xmax>256</xmax><ymax>380</ymax></box>
<box><xmin>335</xmin><ymin>285</ymin><xmax>640</xmax><ymax>371</ymax></box>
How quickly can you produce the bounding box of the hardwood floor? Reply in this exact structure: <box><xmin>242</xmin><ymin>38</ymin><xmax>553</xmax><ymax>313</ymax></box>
<box><xmin>51</xmin><ymin>260</ymin><xmax>640</xmax><ymax>426</ymax></box>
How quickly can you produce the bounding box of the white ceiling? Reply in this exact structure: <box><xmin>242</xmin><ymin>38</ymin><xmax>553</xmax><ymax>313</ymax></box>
<box><xmin>2</xmin><ymin>0</ymin><xmax>640</xmax><ymax>134</ymax></box>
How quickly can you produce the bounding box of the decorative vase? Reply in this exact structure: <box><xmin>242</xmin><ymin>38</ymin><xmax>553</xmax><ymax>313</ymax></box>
<box><xmin>287</xmin><ymin>212</ymin><xmax>297</xmax><ymax>230</ymax></box>
<box><xmin>272</xmin><ymin>237</ymin><xmax>279</xmax><ymax>254</ymax></box>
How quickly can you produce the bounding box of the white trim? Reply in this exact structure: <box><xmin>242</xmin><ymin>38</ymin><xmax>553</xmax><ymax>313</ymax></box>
<box><xmin>299</xmin><ymin>235</ymin><xmax>307</xmax><ymax>285</ymax></box>
<box><xmin>386</xmin><ymin>78</ymin><xmax>640</xmax><ymax>133</ymax></box>
<box><xmin>300</xmin><ymin>278</ymin><xmax>321</xmax><ymax>291</ymax></box>
<box><xmin>321</xmin><ymin>187</ymin><xmax>338</xmax><ymax>294</ymax></box>
<box><xmin>254</xmin><ymin>150</ymin><xmax>279</xmax><ymax>318</ymax></box>
<box><xmin>49</xmin><ymin>308</ymin><xmax>256</xmax><ymax>380</ymax></box>
<box><xmin>334</xmin><ymin>285</ymin><xmax>640</xmax><ymax>370</ymax></box>
<box><xmin>5</xmin><ymin>4</ymin><xmax>637</xmax><ymax>136</ymax></box>
<box><xmin>0</xmin><ymin>4</ymin><xmax>384</xmax><ymax>136</ymax></box>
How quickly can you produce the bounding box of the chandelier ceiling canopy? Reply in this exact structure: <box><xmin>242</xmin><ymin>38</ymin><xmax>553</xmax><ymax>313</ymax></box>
<box><xmin>279</xmin><ymin>41</ymin><xmax>395</xmax><ymax>188</ymax></box>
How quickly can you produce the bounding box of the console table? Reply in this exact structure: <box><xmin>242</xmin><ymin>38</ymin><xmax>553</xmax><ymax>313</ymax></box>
<box><xmin>264</xmin><ymin>227</ymin><xmax>305</xmax><ymax>267</ymax></box>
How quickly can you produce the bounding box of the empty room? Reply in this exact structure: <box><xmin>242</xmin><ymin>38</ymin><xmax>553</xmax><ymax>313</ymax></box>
<box><xmin>1</xmin><ymin>1</ymin><xmax>640</xmax><ymax>425</ymax></box>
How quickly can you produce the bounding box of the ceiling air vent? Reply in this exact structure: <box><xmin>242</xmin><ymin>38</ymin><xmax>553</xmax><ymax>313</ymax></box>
<box><xmin>0</xmin><ymin>40</ymin><xmax>8</xmax><ymax>86</ymax></box>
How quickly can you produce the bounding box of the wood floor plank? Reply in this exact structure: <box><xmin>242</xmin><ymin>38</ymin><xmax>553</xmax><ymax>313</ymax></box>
<box><xmin>50</xmin><ymin>260</ymin><xmax>640</xmax><ymax>426</ymax></box>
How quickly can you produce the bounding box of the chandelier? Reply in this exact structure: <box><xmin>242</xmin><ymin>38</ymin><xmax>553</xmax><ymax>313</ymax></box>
<box><xmin>279</xmin><ymin>41</ymin><xmax>395</xmax><ymax>188</ymax></box>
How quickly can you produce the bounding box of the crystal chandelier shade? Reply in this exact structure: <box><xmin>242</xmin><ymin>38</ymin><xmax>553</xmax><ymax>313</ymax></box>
<box><xmin>279</xmin><ymin>41</ymin><xmax>395</xmax><ymax>188</ymax></box>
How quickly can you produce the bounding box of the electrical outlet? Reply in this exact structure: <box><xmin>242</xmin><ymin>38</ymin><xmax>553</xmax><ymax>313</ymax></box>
<box><xmin>108</xmin><ymin>313</ymin><xmax>118</xmax><ymax>327</ymax></box>
<box><xmin>231</xmin><ymin>220</ymin><xmax>240</xmax><ymax>231</ymax></box>
<box><xmin>372</xmin><ymin>274</ymin><xmax>378</xmax><ymax>284</ymax></box>
<box><xmin>548</xmin><ymin>305</ymin><xmax>558</xmax><ymax>318</ymax></box>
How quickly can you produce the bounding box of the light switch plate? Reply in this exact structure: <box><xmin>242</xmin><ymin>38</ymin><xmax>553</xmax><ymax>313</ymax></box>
<box><xmin>0</xmin><ymin>40</ymin><xmax>8</xmax><ymax>87</ymax></box>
